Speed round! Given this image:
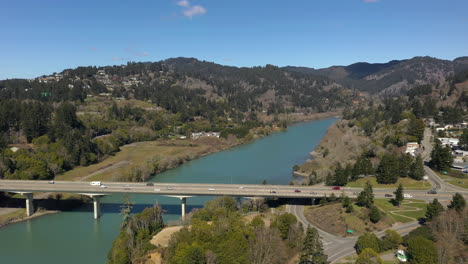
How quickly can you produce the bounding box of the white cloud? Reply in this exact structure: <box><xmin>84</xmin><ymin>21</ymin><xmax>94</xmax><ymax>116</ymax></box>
<box><xmin>183</xmin><ymin>5</ymin><xmax>206</xmax><ymax>18</ymax></box>
<box><xmin>177</xmin><ymin>0</ymin><xmax>190</xmax><ymax>7</ymax></box>
<box><xmin>176</xmin><ymin>1</ymin><xmax>206</xmax><ymax>18</ymax></box>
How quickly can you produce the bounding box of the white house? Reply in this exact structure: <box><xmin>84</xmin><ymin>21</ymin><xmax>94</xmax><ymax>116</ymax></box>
<box><xmin>439</xmin><ymin>137</ymin><xmax>459</xmax><ymax>147</ymax></box>
<box><xmin>405</xmin><ymin>142</ymin><xmax>419</xmax><ymax>156</ymax></box>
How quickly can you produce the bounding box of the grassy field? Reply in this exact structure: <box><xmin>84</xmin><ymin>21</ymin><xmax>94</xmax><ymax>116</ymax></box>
<box><xmin>374</xmin><ymin>198</ymin><xmax>427</xmax><ymax>223</ymax></box>
<box><xmin>437</xmin><ymin>172</ymin><xmax>468</xmax><ymax>189</ymax></box>
<box><xmin>346</xmin><ymin>176</ymin><xmax>432</xmax><ymax>190</ymax></box>
<box><xmin>56</xmin><ymin>138</ymin><xmax>231</xmax><ymax>182</ymax></box>
<box><xmin>304</xmin><ymin>203</ymin><xmax>394</xmax><ymax>236</ymax></box>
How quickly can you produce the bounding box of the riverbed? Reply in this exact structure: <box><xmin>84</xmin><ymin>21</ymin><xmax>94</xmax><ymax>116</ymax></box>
<box><xmin>0</xmin><ymin>118</ymin><xmax>336</xmax><ymax>264</ymax></box>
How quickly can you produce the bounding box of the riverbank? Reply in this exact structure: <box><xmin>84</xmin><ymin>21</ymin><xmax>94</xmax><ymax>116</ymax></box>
<box><xmin>296</xmin><ymin>119</ymin><xmax>369</xmax><ymax>183</ymax></box>
<box><xmin>0</xmin><ymin>193</ymin><xmax>86</xmax><ymax>229</ymax></box>
<box><xmin>0</xmin><ymin>113</ymin><xmax>338</xmax><ymax>229</ymax></box>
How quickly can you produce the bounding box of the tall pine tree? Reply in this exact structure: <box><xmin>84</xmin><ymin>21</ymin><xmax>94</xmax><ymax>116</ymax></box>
<box><xmin>409</xmin><ymin>155</ymin><xmax>425</xmax><ymax>180</ymax></box>
<box><xmin>299</xmin><ymin>226</ymin><xmax>329</xmax><ymax>264</ymax></box>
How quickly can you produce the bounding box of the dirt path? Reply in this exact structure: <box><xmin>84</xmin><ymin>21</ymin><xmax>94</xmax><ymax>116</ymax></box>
<box><xmin>386</xmin><ymin>201</ymin><xmax>423</xmax><ymax>221</ymax></box>
<box><xmin>0</xmin><ymin>208</ymin><xmax>20</xmax><ymax>216</ymax></box>
<box><xmin>76</xmin><ymin>160</ymin><xmax>130</xmax><ymax>181</ymax></box>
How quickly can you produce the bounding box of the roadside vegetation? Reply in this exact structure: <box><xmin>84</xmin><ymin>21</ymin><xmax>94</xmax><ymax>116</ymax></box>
<box><xmin>349</xmin><ymin>193</ymin><xmax>467</xmax><ymax>264</ymax></box>
<box><xmin>107</xmin><ymin>196</ymin><xmax>330</xmax><ymax>264</ymax></box>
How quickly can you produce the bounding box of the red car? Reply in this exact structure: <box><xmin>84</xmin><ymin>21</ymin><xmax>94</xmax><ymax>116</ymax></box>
<box><xmin>332</xmin><ymin>186</ymin><xmax>341</xmax><ymax>190</ymax></box>
<box><xmin>294</xmin><ymin>189</ymin><xmax>301</xmax><ymax>193</ymax></box>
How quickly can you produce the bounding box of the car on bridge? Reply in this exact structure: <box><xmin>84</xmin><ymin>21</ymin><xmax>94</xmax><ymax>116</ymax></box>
<box><xmin>146</xmin><ymin>183</ymin><xmax>154</xmax><ymax>186</ymax></box>
<box><xmin>294</xmin><ymin>189</ymin><xmax>301</xmax><ymax>193</ymax></box>
<box><xmin>100</xmin><ymin>185</ymin><xmax>107</xmax><ymax>188</ymax></box>
<box><xmin>270</xmin><ymin>190</ymin><xmax>277</xmax><ymax>194</ymax></box>
<box><xmin>154</xmin><ymin>188</ymin><xmax>161</xmax><ymax>192</ymax></box>
<box><xmin>208</xmin><ymin>188</ymin><xmax>215</xmax><ymax>191</ymax></box>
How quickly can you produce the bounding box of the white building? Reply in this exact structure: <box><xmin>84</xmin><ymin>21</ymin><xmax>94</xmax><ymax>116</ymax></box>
<box><xmin>405</xmin><ymin>142</ymin><xmax>419</xmax><ymax>157</ymax></box>
<box><xmin>438</xmin><ymin>137</ymin><xmax>459</xmax><ymax>147</ymax></box>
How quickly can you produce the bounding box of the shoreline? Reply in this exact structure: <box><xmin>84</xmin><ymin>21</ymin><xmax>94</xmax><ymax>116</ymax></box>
<box><xmin>0</xmin><ymin>111</ymin><xmax>340</xmax><ymax>229</ymax></box>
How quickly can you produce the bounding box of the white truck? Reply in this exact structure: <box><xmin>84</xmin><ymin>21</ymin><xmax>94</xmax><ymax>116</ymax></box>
<box><xmin>90</xmin><ymin>181</ymin><xmax>101</xmax><ymax>186</ymax></box>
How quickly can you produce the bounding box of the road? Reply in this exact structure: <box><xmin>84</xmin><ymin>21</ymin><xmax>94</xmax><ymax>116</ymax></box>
<box><xmin>286</xmin><ymin>128</ymin><xmax>468</xmax><ymax>263</ymax></box>
<box><xmin>288</xmin><ymin>204</ymin><xmax>422</xmax><ymax>263</ymax></box>
<box><xmin>0</xmin><ymin>180</ymin><xmax>465</xmax><ymax>201</ymax></box>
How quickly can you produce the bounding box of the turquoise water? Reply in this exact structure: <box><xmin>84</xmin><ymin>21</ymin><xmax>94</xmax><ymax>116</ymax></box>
<box><xmin>0</xmin><ymin>118</ymin><xmax>336</xmax><ymax>264</ymax></box>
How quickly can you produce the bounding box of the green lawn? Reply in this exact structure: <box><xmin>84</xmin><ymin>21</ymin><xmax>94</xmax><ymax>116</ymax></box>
<box><xmin>346</xmin><ymin>176</ymin><xmax>432</xmax><ymax>190</ymax></box>
<box><xmin>374</xmin><ymin>199</ymin><xmax>427</xmax><ymax>223</ymax></box>
<box><xmin>437</xmin><ymin>173</ymin><xmax>468</xmax><ymax>189</ymax></box>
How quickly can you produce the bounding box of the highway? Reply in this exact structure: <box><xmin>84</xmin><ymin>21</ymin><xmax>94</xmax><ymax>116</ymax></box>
<box><xmin>0</xmin><ymin>179</ymin><xmax>465</xmax><ymax>201</ymax></box>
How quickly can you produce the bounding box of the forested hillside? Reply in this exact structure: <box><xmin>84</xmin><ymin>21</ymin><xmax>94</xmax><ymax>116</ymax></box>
<box><xmin>286</xmin><ymin>56</ymin><xmax>468</xmax><ymax>96</ymax></box>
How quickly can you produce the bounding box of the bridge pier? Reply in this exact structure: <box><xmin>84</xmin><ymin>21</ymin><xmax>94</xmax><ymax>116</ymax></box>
<box><xmin>23</xmin><ymin>193</ymin><xmax>34</xmax><ymax>216</ymax></box>
<box><xmin>92</xmin><ymin>196</ymin><xmax>101</xmax><ymax>220</ymax></box>
<box><xmin>181</xmin><ymin>197</ymin><xmax>187</xmax><ymax>218</ymax></box>
<box><xmin>165</xmin><ymin>195</ymin><xmax>192</xmax><ymax>219</ymax></box>
<box><xmin>79</xmin><ymin>193</ymin><xmax>108</xmax><ymax>219</ymax></box>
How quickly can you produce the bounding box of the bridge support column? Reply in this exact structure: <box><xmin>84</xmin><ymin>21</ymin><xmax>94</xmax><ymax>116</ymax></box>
<box><xmin>181</xmin><ymin>197</ymin><xmax>187</xmax><ymax>218</ymax></box>
<box><xmin>93</xmin><ymin>196</ymin><xmax>101</xmax><ymax>220</ymax></box>
<box><xmin>164</xmin><ymin>195</ymin><xmax>192</xmax><ymax>219</ymax></box>
<box><xmin>23</xmin><ymin>193</ymin><xmax>34</xmax><ymax>217</ymax></box>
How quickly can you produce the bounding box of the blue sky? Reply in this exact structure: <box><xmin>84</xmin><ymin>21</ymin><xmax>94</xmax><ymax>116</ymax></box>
<box><xmin>1</xmin><ymin>0</ymin><xmax>468</xmax><ymax>79</ymax></box>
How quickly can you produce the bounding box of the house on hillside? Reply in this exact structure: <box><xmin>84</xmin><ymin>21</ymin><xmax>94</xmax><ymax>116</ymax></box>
<box><xmin>438</xmin><ymin>137</ymin><xmax>459</xmax><ymax>147</ymax></box>
<box><xmin>405</xmin><ymin>142</ymin><xmax>419</xmax><ymax>156</ymax></box>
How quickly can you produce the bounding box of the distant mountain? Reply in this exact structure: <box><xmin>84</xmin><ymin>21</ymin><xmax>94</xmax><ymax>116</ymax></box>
<box><xmin>285</xmin><ymin>56</ymin><xmax>468</xmax><ymax>95</ymax></box>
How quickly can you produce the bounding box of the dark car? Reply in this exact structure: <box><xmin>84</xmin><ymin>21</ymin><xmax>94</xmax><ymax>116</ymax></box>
<box><xmin>270</xmin><ymin>191</ymin><xmax>277</xmax><ymax>194</ymax></box>
<box><xmin>385</xmin><ymin>194</ymin><xmax>393</xmax><ymax>198</ymax></box>
<box><xmin>294</xmin><ymin>189</ymin><xmax>301</xmax><ymax>193</ymax></box>
<box><xmin>146</xmin><ymin>183</ymin><xmax>154</xmax><ymax>186</ymax></box>
<box><xmin>332</xmin><ymin>186</ymin><xmax>341</xmax><ymax>190</ymax></box>
<box><xmin>427</xmin><ymin>189</ymin><xmax>437</xmax><ymax>194</ymax></box>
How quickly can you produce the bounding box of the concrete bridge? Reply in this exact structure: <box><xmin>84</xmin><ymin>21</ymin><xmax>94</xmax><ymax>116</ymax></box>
<box><xmin>0</xmin><ymin>180</ymin><xmax>465</xmax><ymax>219</ymax></box>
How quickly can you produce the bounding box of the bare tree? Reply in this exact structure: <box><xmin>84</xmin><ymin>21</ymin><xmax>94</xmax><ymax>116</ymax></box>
<box><xmin>429</xmin><ymin>208</ymin><xmax>468</xmax><ymax>264</ymax></box>
<box><xmin>248</xmin><ymin>227</ymin><xmax>288</xmax><ymax>264</ymax></box>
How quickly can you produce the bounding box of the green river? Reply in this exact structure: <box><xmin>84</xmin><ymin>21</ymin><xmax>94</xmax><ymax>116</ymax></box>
<box><xmin>0</xmin><ymin>118</ymin><xmax>336</xmax><ymax>263</ymax></box>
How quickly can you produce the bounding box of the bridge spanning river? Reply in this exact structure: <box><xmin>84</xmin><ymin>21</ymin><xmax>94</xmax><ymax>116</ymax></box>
<box><xmin>0</xmin><ymin>179</ymin><xmax>461</xmax><ymax>219</ymax></box>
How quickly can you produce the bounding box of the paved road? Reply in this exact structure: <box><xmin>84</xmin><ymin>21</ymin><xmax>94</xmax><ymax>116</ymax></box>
<box><xmin>288</xmin><ymin>204</ymin><xmax>421</xmax><ymax>263</ymax></box>
<box><xmin>286</xmin><ymin>128</ymin><xmax>468</xmax><ymax>263</ymax></box>
<box><xmin>0</xmin><ymin>180</ymin><xmax>466</xmax><ymax>201</ymax></box>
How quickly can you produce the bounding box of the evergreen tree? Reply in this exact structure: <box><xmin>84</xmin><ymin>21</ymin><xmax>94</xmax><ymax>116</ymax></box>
<box><xmin>430</xmin><ymin>140</ymin><xmax>453</xmax><ymax>171</ymax></box>
<box><xmin>332</xmin><ymin>163</ymin><xmax>349</xmax><ymax>186</ymax></box>
<box><xmin>342</xmin><ymin>196</ymin><xmax>353</xmax><ymax>213</ymax></box>
<box><xmin>409</xmin><ymin>155</ymin><xmax>425</xmax><ymax>180</ymax></box>
<box><xmin>357</xmin><ymin>181</ymin><xmax>374</xmax><ymax>208</ymax></box>
<box><xmin>448</xmin><ymin>193</ymin><xmax>466</xmax><ymax>213</ymax></box>
<box><xmin>393</xmin><ymin>184</ymin><xmax>404</xmax><ymax>206</ymax></box>
<box><xmin>299</xmin><ymin>226</ymin><xmax>329</xmax><ymax>264</ymax></box>
<box><xmin>398</xmin><ymin>153</ymin><xmax>413</xmax><ymax>178</ymax></box>
<box><xmin>368</xmin><ymin>205</ymin><xmax>381</xmax><ymax>223</ymax></box>
<box><xmin>425</xmin><ymin>198</ymin><xmax>444</xmax><ymax>221</ymax></box>
<box><xmin>408</xmin><ymin>117</ymin><xmax>425</xmax><ymax>143</ymax></box>
<box><xmin>355</xmin><ymin>232</ymin><xmax>380</xmax><ymax>254</ymax></box>
<box><xmin>376</xmin><ymin>154</ymin><xmax>399</xmax><ymax>184</ymax></box>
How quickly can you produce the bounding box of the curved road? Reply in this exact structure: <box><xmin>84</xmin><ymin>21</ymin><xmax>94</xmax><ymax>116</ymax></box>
<box><xmin>289</xmin><ymin>128</ymin><xmax>468</xmax><ymax>263</ymax></box>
